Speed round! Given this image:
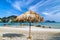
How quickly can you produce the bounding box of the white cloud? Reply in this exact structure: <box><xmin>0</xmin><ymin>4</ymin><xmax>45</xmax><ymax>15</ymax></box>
<box><xmin>26</xmin><ymin>0</ymin><xmax>35</xmax><ymax>5</ymax></box>
<box><xmin>6</xmin><ymin>0</ymin><xmax>12</xmax><ymax>3</ymax></box>
<box><xmin>43</xmin><ymin>12</ymin><xmax>60</xmax><ymax>22</ymax></box>
<box><xmin>42</xmin><ymin>12</ymin><xmax>51</xmax><ymax>16</ymax></box>
<box><xmin>12</xmin><ymin>1</ymin><xmax>22</xmax><ymax>11</ymax></box>
<box><xmin>6</xmin><ymin>11</ymin><xmax>18</xmax><ymax>16</ymax></box>
<box><xmin>29</xmin><ymin>0</ymin><xmax>53</xmax><ymax>11</ymax></box>
<box><xmin>6</xmin><ymin>0</ymin><xmax>23</xmax><ymax>11</ymax></box>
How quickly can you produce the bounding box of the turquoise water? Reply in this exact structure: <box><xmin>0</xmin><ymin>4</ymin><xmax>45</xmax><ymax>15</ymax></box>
<box><xmin>39</xmin><ymin>22</ymin><xmax>60</xmax><ymax>29</ymax></box>
<box><xmin>0</xmin><ymin>22</ymin><xmax>60</xmax><ymax>29</ymax></box>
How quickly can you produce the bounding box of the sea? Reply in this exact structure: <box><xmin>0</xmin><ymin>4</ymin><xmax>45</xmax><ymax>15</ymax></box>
<box><xmin>0</xmin><ymin>22</ymin><xmax>60</xmax><ymax>29</ymax></box>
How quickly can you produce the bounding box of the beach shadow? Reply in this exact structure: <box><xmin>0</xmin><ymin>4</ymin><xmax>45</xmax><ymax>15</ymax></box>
<box><xmin>47</xmin><ymin>33</ymin><xmax>60</xmax><ymax>40</ymax></box>
<box><xmin>33</xmin><ymin>38</ymin><xmax>45</xmax><ymax>40</ymax></box>
<box><xmin>3</xmin><ymin>33</ymin><xmax>25</xmax><ymax>38</ymax></box>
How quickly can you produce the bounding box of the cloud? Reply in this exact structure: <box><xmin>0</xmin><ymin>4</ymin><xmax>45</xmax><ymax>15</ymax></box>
<box><xmin>6</xmin><ymin>0</ymin><xmax>12</xmax><ymax>3</ymax></box>
<box><xmin>6</xmin><ymin>0</ymin><xmax>23</xmax><ymax>11</ymax></box>
<box><xmin>42</xmin><ymin>10</ymin><xmax>60</xmax><ymax>16</ymax></box>
<box><xmin>6</xmin><ymin>0</ymin><xmax>41</xmax><ymax>12</ymax></box>
<box><xmin>29</xmin><ymin>0</ymin><xmax>53</xmax><ymax>11</ymax></box>
<box><xmin>43</xmin><ymin>12</ymin><xmax>60</xmax><ymax>22</ymax></box>
<box><xmin>30</xmin><ymin>0</ymin><xmax>60</xmax><ymax>13</ymax></box>
<box><xmin>6</xmin><ymin>11</ymin><xmax>19</xmax><ymax>16</ymax></box>
<box><xmin>42</xmin><ymin>12</ymin><xmax>50</xmax><ymax>16</ymax></box>
<box><xmin>12</xmin><ymin>1</ymin><xmax>22</xmax><ymax>11</ymax></box>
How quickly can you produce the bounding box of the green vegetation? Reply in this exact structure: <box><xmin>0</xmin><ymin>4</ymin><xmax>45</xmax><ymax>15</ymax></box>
<box><xmin>0</xmin><ymin>15</ymin><xmax>17</xmax><ymax>23</ymax></box>
<box><xmin>45</xmin><ymin>20</ymin><xmax>56</xmax><ymax>23</ymax></box>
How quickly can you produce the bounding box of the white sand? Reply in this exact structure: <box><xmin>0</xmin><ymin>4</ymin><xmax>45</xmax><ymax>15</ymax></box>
<box><xmin>0</xmin><ymin>26</ymin><xmax>60</xmax><ymax>40</ymax></box>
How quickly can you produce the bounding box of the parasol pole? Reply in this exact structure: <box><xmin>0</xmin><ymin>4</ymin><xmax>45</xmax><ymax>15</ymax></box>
<box><xmin>27</xmin><ymin>10</ymin><xmax>32</xmax><ymax>40</ymax></box>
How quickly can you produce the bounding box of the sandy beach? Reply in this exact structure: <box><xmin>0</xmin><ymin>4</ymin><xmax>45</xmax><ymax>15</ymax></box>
<box><xmin>0</xmin><ymin>26</ymin><xmax>60</xmax><ymax>40</ymax></box>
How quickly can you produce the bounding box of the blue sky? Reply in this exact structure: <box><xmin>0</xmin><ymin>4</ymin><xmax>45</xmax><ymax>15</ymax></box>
<box><xmin>0</xmin><ymin>0</ymin><xmax>60</xmax><ymax>22</ymax></box>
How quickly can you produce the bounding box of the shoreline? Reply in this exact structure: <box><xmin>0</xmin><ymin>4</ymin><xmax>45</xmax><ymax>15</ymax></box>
<box><xmin>0</xmin><ymin>26</ymin><xmax>60</xmax><ymax>33</ymax></box>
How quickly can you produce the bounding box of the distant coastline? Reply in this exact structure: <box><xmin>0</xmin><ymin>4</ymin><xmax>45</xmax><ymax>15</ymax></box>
<box><xmin>0</xmin><ymin>15</ymin><xmax>57</xmax><ymax>23</ymax></box>
<box><xmin>45</xmin><ymin>20</ymin><xmax>56</xmax><ymax>23</ymax></box>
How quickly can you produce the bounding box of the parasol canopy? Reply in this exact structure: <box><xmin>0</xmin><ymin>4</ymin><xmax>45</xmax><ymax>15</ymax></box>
<box><xmin>16</xmin><ymin>10</ymin><xmax>44</xmax><ymax>22</ymax></box>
